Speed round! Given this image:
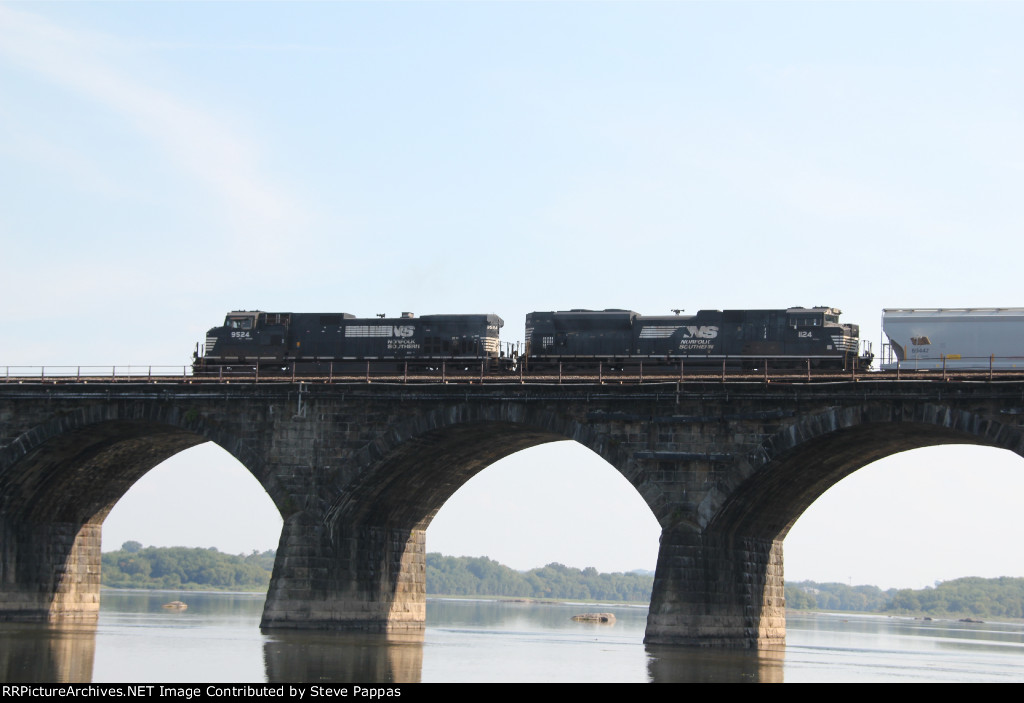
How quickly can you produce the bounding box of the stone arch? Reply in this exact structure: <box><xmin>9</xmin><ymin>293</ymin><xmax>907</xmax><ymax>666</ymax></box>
<box><xmin>326</xmin><ymin>400</ymin><xmax>635</xmax><ymax>532</ymax></box>
<box><xmin>260</xmin><ymin>399</ymin><xmax>657</xmax><ymax>633</ymax></box>
<box><xmin>710</xmin><ymin>402</ymin><xmax>1024</xmax><ymax>542</ymax></box>
<box><xmin>0</xmin><ymin>401</ymin><xmax>288</xmax><ymax>516</ymax></box>
<box><xmin>0</xmin><ymin>401</ymin><xmax>282</xmax><ymax>621</ymax></box>
<box><xmin>426</xmin><ymin>438</ymin><xmax>664</xmax><ymax>577</ymax></box>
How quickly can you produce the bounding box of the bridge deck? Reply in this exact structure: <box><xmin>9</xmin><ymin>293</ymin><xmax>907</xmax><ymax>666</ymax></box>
<box><xmin>5</xmin><ymin>368</ymin><xmax>1024</xmax><ymax>385</ymax></box>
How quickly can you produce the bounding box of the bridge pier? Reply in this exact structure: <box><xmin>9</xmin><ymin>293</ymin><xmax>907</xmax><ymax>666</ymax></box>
<box><xmin>0</xmin><ymin>518</ymin><xmax>102</xmax><ymax>622</ymax></box>
<box><xmin>645</xmin><ymin>527</ymin><xmax>785</xmax><ymax>648</ymax></box>
<box><xmin>261</xmin><ymin>514</ymin><xmax>425</xmax><ymax>632</ymax></box>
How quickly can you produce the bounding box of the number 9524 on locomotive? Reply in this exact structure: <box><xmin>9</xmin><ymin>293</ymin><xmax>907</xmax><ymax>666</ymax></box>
<box><xmin>193</xmin><ymin>311</ymin><xmax>504</xmax><ymax>375</ymax></box>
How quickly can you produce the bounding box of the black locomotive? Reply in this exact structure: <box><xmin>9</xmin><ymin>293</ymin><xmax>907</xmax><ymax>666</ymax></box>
<box><xmin>523</xmin><ymin>307</ymin><xmax>871</xmax><ymax>371</ymax></box>
<box><xmin>193</xmin><ymin>310</ymin><xmax>504</xmax><ymax>374</ymax></box>
<box><xmin>193</xmin><ymin>306</ymin><xmax>870</xmax><ymax>376</ymax></box>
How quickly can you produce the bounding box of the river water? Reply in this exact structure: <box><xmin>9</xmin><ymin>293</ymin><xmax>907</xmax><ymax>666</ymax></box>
<box><xmin>2</xmin><ymin>591</ymin><xmax>1023</xmax><ymax>683</ymax></box>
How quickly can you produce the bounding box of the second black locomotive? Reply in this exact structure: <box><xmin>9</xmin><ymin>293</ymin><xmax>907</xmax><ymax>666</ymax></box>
<box><xmin>524</xmin><ymin>306</ymin><xmax>871</xmax><ymax>370</ymax></box>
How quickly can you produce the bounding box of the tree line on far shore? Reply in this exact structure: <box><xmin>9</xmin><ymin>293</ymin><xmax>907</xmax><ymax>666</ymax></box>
<box><xmin>102</xmin><ymin>541</ymin><xmax>275</xmax><ymax>591</ymax></box>
<box><xmin>426</xmin><ymin>553</ymin><xmax>653</xmax><ymax>601</ymax></box>
<box><xmin>100</xmin><ymin>543</ymin><xmax>1024</xmax><ymax>618</ymax></box>
<box><xmin>786</xmin><ymin>577</ymin><xmax>1024</xmax><ymax>619</ymax></box>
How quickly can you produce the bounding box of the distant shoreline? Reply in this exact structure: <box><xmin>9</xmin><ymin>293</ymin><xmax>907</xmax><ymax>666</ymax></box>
<box><xmin>100</xmin><ymin>545</ymin><xmax>1024</xmax><ymax>620</ymax></box>
<box><xmin>96</xmin><ymin>587</ymin><xmax>1024</xmax><ymax>623</ymax></box>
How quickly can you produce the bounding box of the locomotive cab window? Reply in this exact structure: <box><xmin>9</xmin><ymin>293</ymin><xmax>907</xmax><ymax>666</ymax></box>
<box><xmin>226</xmin><ymin>317</ymin><xmax>254</xmax><ymax>330</ymax></box>
<box><xmin>790</xmin><ymin>315</ymin><xmax>823</xmax><ymax>327</ymax></box>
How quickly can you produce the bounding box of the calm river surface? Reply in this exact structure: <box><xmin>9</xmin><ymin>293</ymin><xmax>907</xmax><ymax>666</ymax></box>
<box><xmin>2</xmin><ymin>591</ymin><xmax>1023</xmax><ymax>683</ymax></box>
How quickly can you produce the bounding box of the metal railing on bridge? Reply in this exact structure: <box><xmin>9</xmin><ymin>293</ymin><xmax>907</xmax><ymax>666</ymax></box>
<box><xmin>3</xmin><ymin>366</ymin><xmax>192</xmax><ymax>382</ymax></box>
<box><xmin>6</xmin><ymin>357</ymin><xmax>1024</xmax><ymax>385</ymax></box>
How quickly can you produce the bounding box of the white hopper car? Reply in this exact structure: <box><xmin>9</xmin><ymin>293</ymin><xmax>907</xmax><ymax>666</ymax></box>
<box><xmin>881</xmin><ymin>308</ymin><xmax>1024</xmax><ymax>370</ymax></box>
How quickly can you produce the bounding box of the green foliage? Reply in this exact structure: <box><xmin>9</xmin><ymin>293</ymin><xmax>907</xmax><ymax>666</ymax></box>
<box><xmin>785</xmin><ymin>581</ymin><xmax>893</xmax><ymax>613</ymax></box>
<box><xmin>787</xmin><ymin>577</ymin><xmax>1024</xmax><ymax>619</ymax></box>
<box><xmin>102</xmin><ymin>545</ymin><xmax>276</xmax><ymax>591</ymax></box>
<box><xmin>425</xmin><ymin>553</ymin><xmax>653</xmax><ymax>602</ymax></box>
<box><xmin>881</xmin><ymin>577</ymin><xmax>1024</xmax><ymax>619</ymax></box>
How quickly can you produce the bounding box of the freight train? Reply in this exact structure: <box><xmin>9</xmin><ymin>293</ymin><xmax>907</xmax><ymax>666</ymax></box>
<box><xmin>193</xmin><ymin>306</ymin><xmax>872</xmax><ymax>375</ymax></box>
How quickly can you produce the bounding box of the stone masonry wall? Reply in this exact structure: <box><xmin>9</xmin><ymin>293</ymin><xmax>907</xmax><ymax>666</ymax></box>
<box><xmin>3</xmin><ymin>380</ymin><xmax>1024</xmax><ymax>646</ymax></box>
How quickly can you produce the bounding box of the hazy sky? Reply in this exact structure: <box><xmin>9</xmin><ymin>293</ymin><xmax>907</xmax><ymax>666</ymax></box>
<box><xmin>4</xmin><ymin>2</ymin><xmax>1024</xmax><ymax>591</ymax></box>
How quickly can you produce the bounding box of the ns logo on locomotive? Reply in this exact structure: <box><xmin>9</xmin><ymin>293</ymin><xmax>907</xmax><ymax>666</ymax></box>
<box><xmin>193</xmin><ymin>306</ymin><xmax>875</xmax><ymax>375</ymax></box>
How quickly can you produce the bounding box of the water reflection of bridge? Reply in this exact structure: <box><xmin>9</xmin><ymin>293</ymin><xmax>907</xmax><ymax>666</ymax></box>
<box><xmin>0</xmin><ymin>595</ymin><xmax>786</xmax><ymax>683</ymax></box>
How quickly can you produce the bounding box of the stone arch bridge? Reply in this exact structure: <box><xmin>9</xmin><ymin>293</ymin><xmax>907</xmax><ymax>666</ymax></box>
<box><xmin>2</xmin><ymin>379</ymin><xmax>1024</xmax><ymax>647</ymax></box>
